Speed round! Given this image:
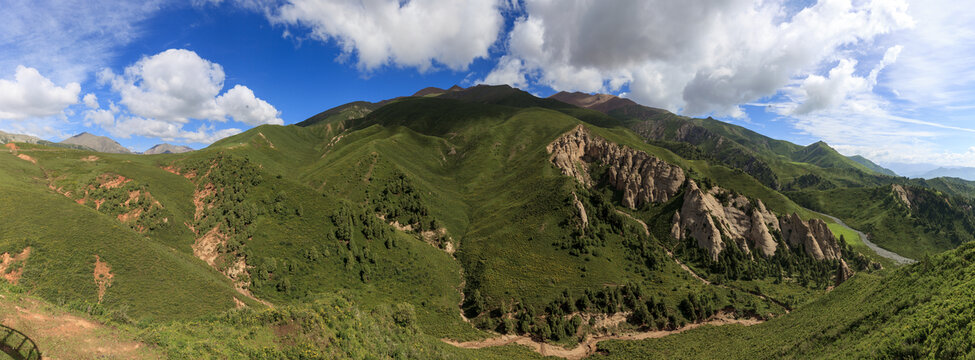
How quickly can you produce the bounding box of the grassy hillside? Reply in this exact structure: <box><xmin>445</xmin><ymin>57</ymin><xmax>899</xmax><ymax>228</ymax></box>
<box><xmin>599</xmin><ymin>241</ymin><xmax>975</xmax><ymax>358</ymax></box>
<box><xmin>787</xmin><ymin>185</ymin><xmax>975</xmax><ymax>259</ymax></box>
<box><xmin>0</xmin><ymin>145</ymin><xmax>251</xmax><ymax>321</ymax></box>
<box><xmin>1</xmin><ymin>85</ymin><xmax>970</xmax><ymax>358</ymax></box>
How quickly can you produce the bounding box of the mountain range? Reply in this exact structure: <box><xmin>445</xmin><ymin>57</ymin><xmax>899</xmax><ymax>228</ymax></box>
<box><xmin>0</xmin><ymin>84</ymin><xmax>974</xmax><ymax>358</ymax></box>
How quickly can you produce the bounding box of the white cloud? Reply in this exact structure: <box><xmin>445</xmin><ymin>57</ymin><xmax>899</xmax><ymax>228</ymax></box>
<box><xmin>94</xmin><ymin>49</ymin><xmax>282</xmax><ymax>144</ymax></box>
<box><xmin>108</xmin><ymin>116</ymin><xmax>242</xmax><ymax>144</ymax></box>
<box><xmin>482</xmin><ymin>0</ymin><xmax>913</xmax><ymax>117</ymax></box>
<box><xmin>272</xmin><ymin>0</ymin><xmax>504</xmax><ymax>71</ymax></box>
<box><xmin>84</xmin><ymin>109</ymin><xmax>115</xmax><ymax>127</ymax></box>
<box><xmin>83</xmin><ymin>93</ymin><xmax>99</xmax><ymax>109</ymax></box>
<box><xmin>0</xmin><ymin>66</ymin><xmax>80</xmax><ymax>120</ymax></box>
<box><xmin>216</xmin><ymin>85</ymin><xmax>283</xmax><ymax>126</ymax></box>
<box><xmin>104</xmin><ymin>49</ymin><xmax>228</xmax><ymax>123</ymax></box>
<box><xmin>101</xmin><ymin>49</ymin><xmax>282</xmax><ymax>125</ymax></box>
<box><xmin>480</xmin><ymin>56</ymin><xmax>528</xmax><ymax>88</ymax></box>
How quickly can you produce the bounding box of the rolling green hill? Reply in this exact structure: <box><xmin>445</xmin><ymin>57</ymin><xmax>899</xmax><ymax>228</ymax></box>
<box><xmin>0</xmin><ymin>85</ymin><xmax>972</xmax><ymax>358</ymax></box>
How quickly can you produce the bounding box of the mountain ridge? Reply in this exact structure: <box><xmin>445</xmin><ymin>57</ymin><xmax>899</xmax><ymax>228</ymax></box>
<box><xmin>60</xmin><ymin>132</ymin><xmax>131</xmax><ymax>154</ymax></box>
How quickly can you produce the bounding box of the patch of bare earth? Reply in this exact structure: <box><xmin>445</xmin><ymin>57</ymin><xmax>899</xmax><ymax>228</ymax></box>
<box><xmin>98</xmin><ymin>174</ymin><xmax>131</xmax><ymax>189</ymax></box>
<box><xmin>444</xmin><ymin>310</ymin><xmax>762</xmax><ymax>360</ymax></box>
<box><xmin>80</xmin><ymin>155</ymin><xmax>99</xmax><ymax>162</ymax></box>
<box><xmin>0</xmin><ymin>248</ymin><xmax>31</xmax><ymax>284</ymax></box>
<box><xmin>0</xmin><ymin>296</ymin><xmax>161</xmax><ymax>359</ymax></box>
<box><xmin>93</xmin><ymin>255</ymin><xmax>114</xmax><ymax>303</ymax></box>
<box><xmin>257</xmin><ymin>132</ymin><xmax>276</xmax><ymax>149</ymax></box>
<box><xmin>161</xmin><ymin>164</ymin><xmax>196</xmax><ymax>179</ymax></box>
<box><xmin>193</xmin><ymin>183</ymin><xmax>216</xmax><ymax>221</ymax></box>
<box><xmin>16</xmin><ymin>154</ymin><xmax>36</xmax><ymax>164</ymax></box>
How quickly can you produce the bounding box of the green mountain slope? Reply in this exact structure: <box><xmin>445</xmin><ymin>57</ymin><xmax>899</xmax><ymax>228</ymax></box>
<box><xmin>599</xmin><ymin>241</ymin><xmax>975</xmax><ymax>358</ymax></box>
<box><xmin>0</xmin><ymin>85</ymin><xmax>972</xmax><ymax>358</ymax></box>
<box><xmin>849</xmin><ymin>155</ymin><xmax>898</xmax><ymax>176</ymax></box>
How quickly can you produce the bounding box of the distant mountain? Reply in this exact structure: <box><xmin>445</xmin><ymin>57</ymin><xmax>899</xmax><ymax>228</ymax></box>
<box><xmin>60</xmin><ymin>132</ymin><xmax>131</xmax><ymax>154</ymax></box>
<box><xmin>144</xmin><ymin>143</ymin><xmax>194</xmax><ymax>155</ymax></box>
<box><xmin>1</xmin><ymin>130</ymin><xmax>92</xmax><ymax>150</ymax></box>
<box><xmin>919</xmin><ymin>167</ymin><xmax>975</xmax><ymax>181</ymax></box>
<box><xmin>848</xmin><ymin>155</ymin><xmax>898</xmax><ymax>176</ymax></box>
<box><xmin>0</xmin><ymin>130</ymin><xmax>42</xmax><ymax>144</ymax></box>
<box><xmin>549</xmin><ymin>91</ymin><xmax>644</xmax><ymax>113</ymax></box>
<box><xmin>883</xmin><ymin>162</ymin><xmax>941</xmax><ymax>178</ymax></box>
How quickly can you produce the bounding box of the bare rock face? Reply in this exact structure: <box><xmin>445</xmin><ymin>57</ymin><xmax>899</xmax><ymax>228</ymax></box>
<box><xmin>673</xmin><ymin>180</ymin><xmax>779</xmax><ymax>260</ymax></box>
<box><xmin>547</xmin><ymin>125</ymin><xmax>685</xmax><ymax>209</ymax></box>
<box><xmin>891</xmin><ymin>184</ymin><xmax>915</xmax><ymax>209</ymax></box>
<box><xmin>672</xmin><ymin>180</ymin><xmax>843</xmax><ymax>261</ymax></box>
<box><xmin>835</xmin><ymin>259</ymin><xmax>854</xmax><ymax>286</ymax></box>
<box><xmin>572</xmin><ymin>192</ymin><xmax>588</xmax><ymax>228</ymax></box>
<box><xmin>779</xmin><ymin>213</ymin><xmax>842</xmax><ymax>261</ymax></box>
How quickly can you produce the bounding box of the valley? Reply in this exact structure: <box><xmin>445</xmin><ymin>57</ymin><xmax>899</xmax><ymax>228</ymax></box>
<box><xmin>0</xmin><ymin>85</ymin><xmax>972</xmax><ymax>359</ymax></box>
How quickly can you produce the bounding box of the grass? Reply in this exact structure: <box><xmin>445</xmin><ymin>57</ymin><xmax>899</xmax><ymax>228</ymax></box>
<box><xmin>597</xmin><ymin>241</ymin><xmax>975</xmax><ymax>358</ymax></box>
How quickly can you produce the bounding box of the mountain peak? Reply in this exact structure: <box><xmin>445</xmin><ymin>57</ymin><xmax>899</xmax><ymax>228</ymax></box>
<box><xmin>144</xmin><ymin>143</ymin><xmax>195</xmax><ymax>155</ymax></box>
<box><xmin>60</xmin><ymin>132</ymin><xmax>131</xmax><ymax>154</ymax></box>
<box><xmin>549</xmin><ymin>91</ymin><xmax>640</xmax><ymax>113</ymax></box>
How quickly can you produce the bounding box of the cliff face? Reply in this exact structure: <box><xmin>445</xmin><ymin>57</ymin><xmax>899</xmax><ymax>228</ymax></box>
<box><xmin>549</xmin><ymin>125</ymin><xmax>842</xmax><ymax>262</ymax></box>
<box><xmin>673</xmin><ymin>180</ymin><xmax>779</xmax><ymax>260</ymax></box>
<box><xmin>672</xmin><ymin>180</ymin><xmax>843</xmax><ymax>261</ymax></box>
<box><xmin>547</xmin><ymin>125</ymin><xmax>685</xmax><ymax>209</ymax></box>
<box><xmin>779</xmin><ymin>213</ymin><xmax>842</xmax><ymax>261</ymax></box>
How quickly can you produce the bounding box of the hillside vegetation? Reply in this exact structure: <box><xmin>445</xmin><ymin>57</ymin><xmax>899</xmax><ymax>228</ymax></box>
<box><xmin>0</xmin><ymin>85</ymin><xmax>971</xmax><ymax>358</ymax></box>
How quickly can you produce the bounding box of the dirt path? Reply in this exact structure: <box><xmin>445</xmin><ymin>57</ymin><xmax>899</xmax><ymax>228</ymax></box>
<box><xmin>0</xmin><ymin>295</ymin><xmax>162</xmax><ymax>359</ymax></box>
<box><xmin>444</xmin><ymin>311</ymin><xmax>761</xmax><ymax>360</ymax></box>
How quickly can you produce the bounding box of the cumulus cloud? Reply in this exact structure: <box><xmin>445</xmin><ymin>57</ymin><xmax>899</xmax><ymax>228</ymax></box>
<box><xmin>0</xmin><ymin>66</ymin><xmax>80</xmax><ymax>120</ymax></box>
<box><xmin>482</xmin><ymin>0</ymin><xmax>913</xmax><ymax>116</ymax></box>
<box><xmin>100</xmin><ymin>49</ymin><xmax>282</xmax><ymax>125</ymax></box>
<box><xmin>83</xmin><ymin>93</ymin><xmax>99</xmax><ymax>109</ymax></box>
<box><xmin>216</xmin><ymin>85</ymin><xmax>283</xmax><ymax>126</ymax></box>
<box><xmin>93</xmin><ymin>49</ymin><xmax>281</xmax><ymax>144</ymax></box>
<box><xmin>272</xmin><ymin>0</ymin><xmax>504</xmax><ymax>71</ymax></box>
<box><xmin>102</xmin><ymin>49</ymin><xmax>228</xmax><ymax>123</ymax></box>
<box><xmin>107</xmin><ymin>116</ymin><xmax>242</xmax><ymax>143</ymax></box>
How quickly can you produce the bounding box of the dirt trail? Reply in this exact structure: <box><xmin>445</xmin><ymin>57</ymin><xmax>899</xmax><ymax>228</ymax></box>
<box><xmin>0</xmin><ymin>296</ymin><xmax>162</xmax><ymax>359</ymax></box>
<box><xmin>444</xmin><ymin>311</ymin><xmax>761</xmax><ymax>359</ymax></box>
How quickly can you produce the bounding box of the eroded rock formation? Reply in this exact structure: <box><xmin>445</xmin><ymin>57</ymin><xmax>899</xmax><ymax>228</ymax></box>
<box><xmin>549</xmin><ymin>125</ymin><xmax>843</xmax><ymax>263</ymax></box>
<box><xmin>673</xmin><ymin>180</ymin><xmax>779</xmax><ymax>260</ymax></box>
<box><xmin>672</xmin><ymin>180</ymin><xmax>843</xmax><ymax>261</ymax></box>
<box><xmin>548</xmin><ymin>125</ymin><xmax>685</xmax><ymax>208</ymax></box>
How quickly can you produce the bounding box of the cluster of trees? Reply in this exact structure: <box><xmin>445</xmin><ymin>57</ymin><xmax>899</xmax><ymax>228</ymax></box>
<box><xmin>182</xmin><ymin>155</ymin><xmax>263</xmax><ymax>274</ymax></box>
<box><xmin>468</xmin><ymin>284</ymin><xmax>688</xmax><ymax>342</ymax></box>
<box><xmin>557</xmin><ymin>189</ymin><xmax>648</xmax><ymax>257</ymax></box>
<box><xmin>676</xmin><ymin>229</ymin><xmax>840</xmax><ymax>289</ymax></box>
<box><xmin>370</xmin><ymin>174</ymin><xmax>436</xmax><ymax>232</ymax></box>
<box><xmin>80</xmin><ymin>177</ymin><xmax>169</xmax><ymax>234</ymax></box>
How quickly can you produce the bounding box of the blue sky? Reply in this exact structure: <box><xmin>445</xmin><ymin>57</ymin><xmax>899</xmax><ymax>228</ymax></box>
<box><xmin>1</xmin><ymin>0</ymin><xmax>973</xmax><ymax>174</ymax></box>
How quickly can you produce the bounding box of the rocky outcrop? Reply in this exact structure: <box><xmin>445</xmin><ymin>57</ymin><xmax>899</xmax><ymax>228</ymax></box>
<box><xmin>835</xmin><ymin>259</ymin><xmax>854</xmax><ymax>286</ymax></box>
<box><xmin>891</xmin><ymin>184</ymin><xmax>914</xmax><ymax>209</ymax></box>
<box><xmin>548</xmin><ymin>125</ymin><xmax>685</xmax><ymax>208</ymax></box>
<box><xmin>673</xmin><ymin>180</ymin><xmax>842</xmax><ymax>261</ymax></box>
<box><xmin>779</xmin><ymin>213</ymin><xmax>842</xmax><ymax>261</ymax></box>
<box><xmin>572</xmin><ymin>192</ymin><xmax>589</xmax><ymax>227</ymax></box>
<box><xmin>673</xmin><ymin>180</ymin><xmax>779</xmax><ymax>260</ymax></box>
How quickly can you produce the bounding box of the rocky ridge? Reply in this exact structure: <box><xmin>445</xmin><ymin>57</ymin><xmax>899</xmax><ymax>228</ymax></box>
<box><xmin>549</xmin><ymin>125</ymin><xmax>843</xmax><ymax>262</ymax></box>
<box><xmin>673</xmin><ymin>181</ymin><xmax>842</xmax><ymax>261</ymax></box>
<box><xmin>547</xmin><ymin>125</ymin><xmax>685</xmax><ymax>209</ymax></box>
